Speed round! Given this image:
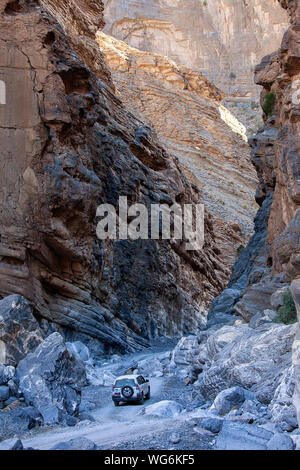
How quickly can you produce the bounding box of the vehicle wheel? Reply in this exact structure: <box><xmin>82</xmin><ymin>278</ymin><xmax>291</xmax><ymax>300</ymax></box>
<box><xmin>114</xmin><ymin>401</ymin><xmax>119</xmax><ymax>407</ymax></box>
<box><xmin>146</xmin><ymin>388</ymin><xmax>151</xmax><ymax>400</ymax></box>
<box><xmin>121</xmin><ymin>386</ymin><xmax>134</xmax><ymax>399</ymax></box>
<box><xmin>139</xmin><ymin>393</ymin><xmax>144</xmax><ymax>405</ymax></box>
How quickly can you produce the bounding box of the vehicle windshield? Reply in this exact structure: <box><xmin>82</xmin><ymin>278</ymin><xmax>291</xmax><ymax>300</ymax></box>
<box><xmin>115</xmin><ymin>379</ymin><xmax>135</xmax><ymax>387</ymax></box>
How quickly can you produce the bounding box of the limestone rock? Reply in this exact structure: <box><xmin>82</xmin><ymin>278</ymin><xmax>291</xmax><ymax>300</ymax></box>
<box><xmin>0</xmin><ymin>406</ymin><xmax>42</xmax><ymax>440</ymax></box>
<box><xmin>267</xmin><ymin>433</ymin><xmax>295</xmax><ymax>450</ymax></box>
<box><xmin>233</xmin><ymin>274</ymin><xmax>289</xmax><ymax>321</ymax></box>
<box><xmin>269</xmin><ymin>366</ymin><xmax>298</xmax><ymax>431</ymax></box>
<box><xmin>51</xmin><ymin>437</ymin><xmax>100</xmax><ymax>450</ymax></box>
<box><xmin>171</xmin><ymin>321</ymin><xmax>297</xmax><ymax>405</ymax></box>
<box><xmin>16</xmin><ymin>333</ymin><xmax>87</xmax><ymax>425</ymax></box>
<box><xmin>0</xmin><ymin>295</ymin><xmax>43</xmax><ymax>366</ymax></box>
<box><xmin>66</xmin><ymin>341</ymin><xmax>90</xmax><ymax>363</ymax></box>
<box><xmin>200</xmin><ymin>323</ymin><xmax>297</xmax><ymax>403</ymax></box>
<box><xmin>214</xmin><ymin>421</ymin><xmax>273</xmax><ymax>450</ymax></box>
<box><xmin>0</xmin><ymin>365</ymin><xmax>15</xmax><ymax>385</ymax></box>
<box><xmin>198</xmin><ymin>417</ymin><xmax>223</xmax><ymax>434</ymax></box>
<box><xmin>103</xmin><ymin>0</ymin><xmax>288</xmax><ymax>100</ymax></box>
<box><xmin>143</xmin><ymin>400</ymin><xmax>183</xmax><ymax>418</ymax></box>
<box><xmin>213</xmin><ymin>387</ymin><xmax>256</xmax><ymax>416</ymax></box>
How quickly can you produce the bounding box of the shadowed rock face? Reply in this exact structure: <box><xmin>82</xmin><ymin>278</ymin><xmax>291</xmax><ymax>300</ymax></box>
<box><xmin>250</xmin><ymin>1</ymin><xmax>300</xmax><ymax>280</ymax></box>
<box><xmin>209</xmin><ymin>0</ymin><xmax>300</xmax><ymax>323</ymax></box>
<box><xmin>103</xmin><ymin>0</ymin><xmax>289</xmax><ymax>99</ymax></box>
<box><xmin>0</xmin><ymin>0</ymin><xmax>230</xmax><ymax>353</ymax></box>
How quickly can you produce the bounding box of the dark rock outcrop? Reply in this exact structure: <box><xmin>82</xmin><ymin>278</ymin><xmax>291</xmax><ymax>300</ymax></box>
<box><xmin>16</xmin><ymin>332</ymin><xmax>87</xmax><ymax>425</ymax></box>
<box><xmin>0</xmin><ymin>406</ymin><xmax>42</xmax><ymax>439</ymax></box>
<box><xmin>0</xmin><ymin>0</ymin><xmax>229</xmax><ymax>354</ymax></box>
<box><xmin>0</xmin><ymin>295</ymin><xmax>43</xmax><ymax>366</ymax></box>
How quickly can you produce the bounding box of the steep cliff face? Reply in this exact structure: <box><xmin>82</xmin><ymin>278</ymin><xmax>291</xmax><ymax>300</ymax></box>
<box><xmin>96</xmin><ymin>32</ymin><xmax>258</xmax><ymax>245</ymax></box>
<box><xmin>202</xmin><ymin>0</ymin><xmax>300</xmax><ymax>426</ymax></box>
<box><xmin>249</xmin><ymin>2</ymin><xmax>300</xmax><ymax>281</ymax></box>
<box><xmin>0</xmin><ymin>0</ymin><xmax>231</xmax><ymax>353</ymax></box>
<box><xmin>210</xmin><ymin>0</ymin><xmax>300</xmax><ymax>316</ymax></box>
<box><xmin>103</xmin><ymin>0</ymin><xmax>289</xmax><ymax>100</ymax></box>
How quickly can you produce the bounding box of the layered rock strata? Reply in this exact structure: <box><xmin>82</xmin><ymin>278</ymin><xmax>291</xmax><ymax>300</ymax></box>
<box><xmin>103</xmin><ymin>0</ymin><xmax>289</xmax><ymax>100</ymax></box>
<box><xmin>0</xmin><ymin>0</ymin><xmax>232</xmax><ymax>353</ymax></box>
<box><xmin>95</xmin><ymin>32</ymin><xmax>258</xmax><ymax>240</ymax></box>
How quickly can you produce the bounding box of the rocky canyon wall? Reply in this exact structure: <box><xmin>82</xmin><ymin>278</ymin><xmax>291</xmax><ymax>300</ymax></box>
<box><xmin>206</xmin><ymin>0</ymin><xmax>300</xmax><ymax>427</ymax></box>
<box><xmin>95</xmin><ymin>32</ymin><xmax>258</xmax><ymax>245</ymax></box>
<box><xmin>0</xmin><ymin>0</ymin><xmax>234</xmax><ymax>354</ymax></box>
<box><xmin>103</xmin><ymin>0</ymin><xmax>289</xmax><ymax>100</ymax></box>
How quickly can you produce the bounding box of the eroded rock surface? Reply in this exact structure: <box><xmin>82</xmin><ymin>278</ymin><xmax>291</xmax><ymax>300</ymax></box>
<box><xmin>0</xmin><ymin>295</ymin><xmax>43</xmax><ymax>366</ymax></box>
<box><xmin>96</xmin><ymin>32</ymin><xmax>258</xmax><ymax>242</ymax></box>
<box><xmin>16</xmin><ymin>332</ymin><xmax>87</xmax><ymax>425</ymax></box>
<box><xmin>103</xmin><ymin>0</ymin><xmax>288</xmax><ymax>99</ymax></box>
<box><xmin>0</xmin><ymin>0</ymin><xmax>232</xmax><ymax>352</ymax></box>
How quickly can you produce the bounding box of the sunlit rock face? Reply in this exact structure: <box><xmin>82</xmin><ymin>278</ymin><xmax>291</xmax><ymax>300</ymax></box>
<box><xmin>96</xmin><ymin>32</ymin><xmax>258</xmax><ymax>245</ymax></box>
<box><xmin>103</xmin><ymin>0</ymin><xmax>289</xmax><ymax>99</ymax></box>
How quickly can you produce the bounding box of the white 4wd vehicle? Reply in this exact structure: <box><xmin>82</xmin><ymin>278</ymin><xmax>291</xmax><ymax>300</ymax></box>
<box><xmin>112</xmin><ymin>374</ymin><xmax>150</xmax><ymax>406</ymax></box>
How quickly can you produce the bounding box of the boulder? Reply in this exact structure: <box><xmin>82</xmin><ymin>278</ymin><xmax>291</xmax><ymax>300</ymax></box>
<box><xmin>267</xmin><ymin>433</ymin><xmax>295</xmax><ymax>450</ymax></box>
<box><xmin>170</xmin><ymin>336</ymin><xmax>200</xmax><ymax>377</ymax></box>
<box><xmin>0</xmin><ymin>386</ymin><xmax>10</xmax><ymax>402</ymax></box>
<box><xmin>10</xmin><ymin>439</ymin><xmax>23</xmax><ymax>451</ymax></box>
<box><xmin>249</xmin><ymin>312</ymin><xmax>272</xmax><ymax>329</ymax></box>
<box><xmin>206</xmin><ymin>326</ymin><xmax>247</xmax><ymax>359</ymax></box>
<box><xmin>227</xmin><ymin>410</ymin><xmax>257</xmax><ymax>424</ymax></box>
<box><xmin>51</xmin><ymin>437</ymin><xmax>100</xmax><ymax>450</ymax></box>
<box><xmin>199</xmin><ymin>323</ymin><xmax>296</xmax><ymax>402</ymax></box>
<box><xmin>16</xmin><ymin>333</ymin><xmax>87</xmax><ymax>425</ymax></box>
<box><xmin>137</xmin><ymin>357</ymin><xmax>164</xmax><ymax>378</ymax></box>
<box><xmin>86</xmin><ymin>366</ymin><xmax>116</xmax><ymax>386</ymax></box>
<box><xmin>7</xmin><ymin>379</ymin><xmax>18</xmax><ymax>397</ymax></box>
<box><xmin>271</xmin><ymin>288</ymin><xmax>287</xmax><ymax>310</ymax></box>
<box><xmin>66</xmin><ymin>341</ymin><xmax>90</xmax><ymax>363</ymax></box>
<box><xmin>144</xmin><ymin>400</ymin><xmax>183</xmax><ymax>419</ymax></box>
<box><xmin>0</xmin><ymin>295</ymin><xmax>43</xmax><ymax>366</ymax></box>
<box><xmin>0</xmin><ymin>406</ymin><xmax>42</xmax><ymax>439</ymax></box>
<box><xmin>263</xmin><ymin>309</ymin><xmax>277</xmax><ymax>321</ymax></box>
<box><xmin>268</xmin><ymin>365</ymin><xmax>298</xmax><ymax>431</ymax></box>
<box><xmin>213</xmin><ymin>387</ymin><xmax>256</xmax><ymax>416</ymax></box>
<box><xmin>199</xmin><ymin>417</ymin><xmax>223</xmax><ymax>434</ymax></box>
<box><xmin>79</xmin><ymin>411</ymin><xmax>95</xmax><ymax>422</ymax></box>
<box><xmin>79</xmin><ymin>400</ymin><xmax>96</xmax><ymax>413</ymax></box>
<box><xmin>233</xmin><ymin>275</ymin><xmax>289</xmax><ymax>322</ymax></box>
<box><xmin>0</xmin><ymin>365</ymin><xmax>15</xmax><ymax>385</ymax></box>
<box><xmin>215</xmin><ymin>421</ymin><xmax>273</xmax><ymax>450</ymax></box>
<box><xmin>169</xmin><ymin>433</ymin><xmax>181</xmax><ymax>444</ymax></box>
<box><xmin>240</xmin><ymin>399</ymin><xmax>269</xmax><ymax>418</ymax></box>
<box><xmin>208</xmin><ymin>288</ymin><xmax>241</xmax><ymax>317</ymax></box>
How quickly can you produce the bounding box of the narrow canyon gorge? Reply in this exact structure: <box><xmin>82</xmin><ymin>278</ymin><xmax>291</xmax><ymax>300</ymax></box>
<box><xmin>0</xmin><ymin>0</ymin><xmax>299</xmax><ymax>452</ymax></box>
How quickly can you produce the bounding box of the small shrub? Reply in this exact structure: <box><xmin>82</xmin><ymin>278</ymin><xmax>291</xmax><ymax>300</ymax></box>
<box><xmin>203</xmin><ymin>0</ymin><xmax>207</xmax><ymax>5</ymax></box>
<box><xmin>237</xmin><ymin>245</ymin><xmax>245</xmax><ymax>256</ymax></box>
<box><xmin>262</xmin><ymin>93</ymin><xmax>276</xmax><ymax>117</ymax></box>
<box><xmin>273</xmin><ymin>289</ymin><xmax>297</xmax><ymax>325</ymax></box>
